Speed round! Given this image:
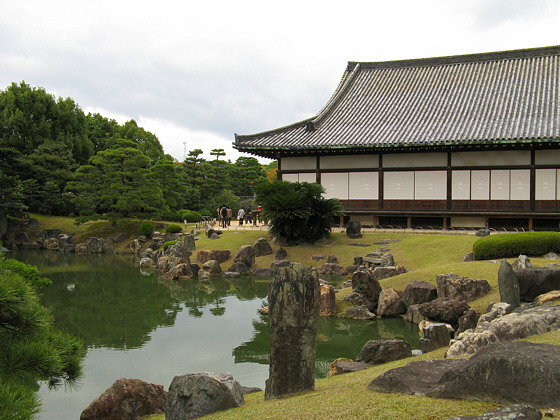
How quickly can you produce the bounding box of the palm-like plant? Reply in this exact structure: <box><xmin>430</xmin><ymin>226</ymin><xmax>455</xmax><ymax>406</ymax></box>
<box><xmin>255</xmin><ymin>181</ymin><xmax>344</xmax><ymax>245</ymax></box>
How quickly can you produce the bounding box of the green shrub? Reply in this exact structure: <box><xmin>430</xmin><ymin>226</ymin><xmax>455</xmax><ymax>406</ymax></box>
<box><xmin>139</xmin><ymin>222</ymin><xmax>155</xmax><ymax>237</ymax></box>
<box><xmin>198</xmin><ymin>208</ymin><xmax>211</xmax><ymax>218</ymax></box>
<box><xmin>162</xmin><ymin>240</ymin><xmax>178</xmax><ymax>250</ymax></box>
<box><xmin>179</xmin><ymin>209</ymin><xmax>202</xmax><ymax>223</ymax></box>
<box><xmin>165</xmin><ymin>224</ymin><xmax>182</xmax><ymax>233</ymax></box>
<box><xmin>473</xmin><ymin>231</ymin><xmax>560</xmax><ymax>260</ymax></box>
<box><xmin>161</xmin><ymin>210</ymin><xmax>181</xmax><ymax>222</ymax></box>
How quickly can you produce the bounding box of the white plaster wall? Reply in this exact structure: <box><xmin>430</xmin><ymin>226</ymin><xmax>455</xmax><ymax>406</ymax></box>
<box><xmin>451</xmin><ymin>150</ymin><xmax>530</xmax><ymax>166</ymax></box>
<box><xmin>414</xmin><ymin>171</ymin><xmax>447</xmax><ymax>200</ymax></box>
<box><xmin>282</xmin><ymin>173</ymin><xmax>299</xmax><ymax>182</ymax></box>
<box><xmin>384</xmin><ymin>171</ymin><xmax>414</xmax><ymax>199</ymax></box>
<box><xmin>452</xmin><ymin>170</ymin><xmax>471</xmax><ymax>199</ymax></box>
<box><xmin>321</xmin><ymin>172</ymin><xmax>348</xmax><ymax>199</ymax></box>
<box><xmin>491</xmin><ymin>169</ymin><xmax>510</xmax><ymax>200</ymax></box>
<box><xmin>320</xmin><ymin>155</ymin><xmax>379</xmax><ymax>169</ymax></box>
<box><xmin>383</xmin><ymin>152</ymin><xmax>447</xmax><ymax>168</ymax></box>
<box><xmin>535</xmin><ymin>149</ymin><xmax>560</xmax><ymax>165</ymax></box>
<box><xmin>281</xmin><ymin>156</ymin><xmax>316</xmax><ymax>170</ymax></box>
<box><xmin>471</xmin><ymin>170</ymin><xmax>490</xmax><ymax>200</ymax></box>
<box><xmin>536</xmin><ymin>169</ymin><xmax>557</xmax><ymax>200</ymax></box>
<box><xmin>298</xmin><ymin>172</ymin><xmax>316</xmax><ymax>183</ymax></box>
<box><xmin>348</xmin><ymin>172</ymin><xmax>379</xmax><ymax>199</ymax></box>
<box><xmin>510</xmin><ymin>170</ymin><xmax>530</xmax><ymax>200</ymax></box>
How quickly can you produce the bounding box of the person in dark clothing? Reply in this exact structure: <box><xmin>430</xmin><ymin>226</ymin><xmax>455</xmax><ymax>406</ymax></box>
<box><xmin>220</xmin><ymin>205</ymin><xmax>228</xmax><ymax>228</ymax></box>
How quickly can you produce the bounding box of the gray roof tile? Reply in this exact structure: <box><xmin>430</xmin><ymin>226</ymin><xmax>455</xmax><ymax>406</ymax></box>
<box><xmin>234</xmin><ymin>46</ymin><xmax>560</xmax><ymax>157</ymax></box>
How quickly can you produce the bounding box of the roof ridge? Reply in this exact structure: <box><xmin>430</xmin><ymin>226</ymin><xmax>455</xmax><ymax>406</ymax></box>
<box><xmin>349</xmin><ymin>45</ymin><xmax>560</xmax><ymax>70</ymax></box>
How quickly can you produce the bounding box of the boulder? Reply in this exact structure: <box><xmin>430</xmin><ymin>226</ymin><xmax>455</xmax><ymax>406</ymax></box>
<box><xmin>157</xmin><ymin>256</ymin><xmax>170</xmax><ymax>271</ymax></box>
<box><xmin>326</xmin><ymin>255</ymin><xmax>338</xmax><ymax>264</ymax></box>
<box><xmin>127</xmin><ymin>239</ymin><xmax>142</xmax><ymax>254</ymax></box>
<box><xmin>200</xmin><ymin>260</ymin><xmax>223</xmax><ymax>277</ymax></box>
<box><xmin>327</xmin><ymin>358</ymin><xmax>353</xmax><ymax>377</ymax></box>
<box><xmin>270</xmin><ymin>259</ymin><xmax>291</xmax><ymax>270</ymax></box>
<box><xmin>417</xmin><ymin>298</ymin><xmax>470</xmax><ymax>326</ymax></box>
<box><xmin>319</xmin><ymin>284</ymin><xmax>336</xmax><ymax>316</ymax></box>
<box><xmin>516</xmin><ymin>267</ymin><xmax>560</xmax><ymax>301</ymax></box>
<box><xmin>369</xmin><ymin>342</ymin><xmax>560</xmax><ymax>409</ymax></box>
<box><xmin>380</xmin><ymin>253</ymin><xmax>395</xmax><ymax>267</ymax></box>
<box><xmin>114</xmin><ymin>232</ymin><xmax>129</xmax><ymax>243</ymax></box>
<box><xmin>80</xmin><ymin>377</ymin><xmax>167</xmax><ymax>420</ymax></box>
<box><xmin>162</xmin><ymin>263</ymin><xmax>192</xmax><ymax>280</ymax></box>
<box><xmin>139</xmin><ymin>257</ymin><xmax>154</xmax><ymax>269</ymax></box>
<box><xmin>543</xmin><ymin>252</ymin><xmax>559</xmax><ymax>259</ymax></box>
<box><xmin>311</xmin><ymin>255</ymin><xmax>326</xmax><ymax>261</ymax></box>
<box><xmin>44</xmin><ymin>237</ymin><xmax>59</xmax><ymax>250</ymax></box>
<box><xmin>436</xmin><ymin>273</ymin><xmax>491</xmax><ymax>302</ymax></box>
<box><xmin>403</xmin><ymin>304</ymin><xmax>428</xmax><ymax>324</ymax></box>
<box><xmin>512</xmin><ymin>254</ymin><xmax>532</xmax><ymax>270</ymax></box>
<box><xmin>498</xmin><ymin>259</ymin><xmax>521</xmax><ymax>309</ymax></box>
<box><xmin>343</xmin><ymin>305</ymin><xmax>376</xmax><ymax>320</ymax></box>
<box><xmin>371</xmin><ymin>266</ymin><xmax>406</xmax><ymax>281</ymax></box>
<box><xmin>447</xmin><ymin>305</ymin><xmax>560</xmax><ymax>358</ymax></box>
<box><xmin>346</xmin><ymin>220</ymin><xmax>363</xmax><ymax>238</ymax></box>
<box><xmin>227</xmin><ymin>261</ymin><xmax>251</xmax><ymax>275</ymax></box>
<box><xmin>166</xmin><ymin>372</ymin><xmax>243</xmax><ymax>420</ymax></box>
<box><xmin>234</xmin><ymin>245</ymin><xmax>256</xmax><ymax>268</ymax></box>
<box><xmin>402</xmin><ymin>280</ymin><xmax>437</xmax><ymax>308</ymax></box>
<box><xmin>87</xmin><ymin>237</ymin><xmax>105</xmax><ymax>253</ymax></box>
<box><xmin>197</xmin><ymin>249</ymin><xmax>231</xmax><ymax>264</ymax></box>
<box><xmin>351</xmin><ymin>269</ymin><xmax>382</xmax><ymax>306</ymax></box>
<box><xmin>252</xmin><ymin>268</ymin><xmax>274</xmax><ymax>277</ymax></box>
<box><xmin>316</xmin><ymin>263</ymin><xmax>346</xmax><ymax>276</ymax></box>
<box><xmin>455</xmin><ymin>308</ymin><xmax>479</xmax><ymax>337</ymax></box>
<box><xmin>165</xmin><ymin>241</ymin><xmax>192</xmax><ymax>263</ymax></box>
<box><xmin>376</xmin><ymin>288</ymin><xmax>405</xmax><ymax>316</ymax></box>
<box><xmin>420</xmin><ymin>323</ymin><xmax>451</xmax><ymax>353</ymax></box>
<box><xmin>183</xmin><ymin>234</ymin><xmax>196</xmax><ymax>252</ymax></box>
<box><xmin>253</xmin><ymin>237</ymin><xmax>273</xmax><ymax>257</ymax></box>
<box><xmin>75</xmin><ymin>243</ymin><xmax>88</xmax><ymax>253</ymax></box>
<box><xmin>462</xmin><ymin>252</ymin><xmax>474</xmax><ymax>262</ymax></box>
<box><xmin>475</xmin><ymin>228</ymin><xmax>490</xmax><ymax>237</ymax></box>
<box><xmin>328</xmin><ymin>360</ymin><xmax>368</xmax><ymax>377</ymax></box>
<box><xmin>356</xmin><ymin>338</ymin><xmax>412</xmax><ymax>365</ymax></box>
<box><xmin>534</xmin><ymin>290</ymin><xmax>560</xmax><ymax>305</ymax></box>
<box><xmin>445</xmin><ymin>404</ymin><xmax>543</xmax><ymax>420</ymax></box>
<box><xmin>275</xmin><ymin>247</ymin><xmax>288</xmax><ymax>260</ymax></box>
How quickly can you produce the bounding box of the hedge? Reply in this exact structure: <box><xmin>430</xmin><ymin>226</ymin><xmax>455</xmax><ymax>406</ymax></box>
<box><xmin>165</xmin><ymin>224</ymin><xmax>182</xmax><ymax>233</ymax></box>
<box><xmin>473</xmin><ymin>231</ymin><xmax>560</xmax><ymax>260</ymax></box>
<box><xmin>178</xmin><ymin>209</ymin><xmax>203</xmax><ymax>223</ymax></box>
<box><xmin>162</xmin><ymin>240</ymin><xmax>178</xmax><ymax>251</ymax></box>
<box><xmin>139</xmin><ymin>222</ymin><xmax>155</xmax><ymax>237</ymax></box>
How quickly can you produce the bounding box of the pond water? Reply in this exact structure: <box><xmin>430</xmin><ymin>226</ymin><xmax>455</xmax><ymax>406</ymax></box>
<box><xmin>10</xmin><ymin>250</ymin><xmax>420</xmax><ymax>420</ymax></box>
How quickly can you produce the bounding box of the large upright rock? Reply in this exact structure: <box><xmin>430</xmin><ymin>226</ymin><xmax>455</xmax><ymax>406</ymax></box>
<box><xmin>377</xmin><ymin>288</ymin><xmax>406</xmax><ymax>316</ymax></box>
<box><xmin>253</xmin><ymin>237</ymin><xmax>273</xmax><ymax>256</ymax></box>
<box><xmin>403</xmin><ymin>280</ymin><xmax>437</xmax><ymax>308</ymax></box>
<box><xmin>80</xmin><ymin>378</ymin><xmax>167</xmax><ymax>420</ymax></box>
<box><xmin>498</xmin><ymin>259</ymin><xmax>520</xmax><ymax>309</ymax></box>
<box><xmin>516</xmin><ymin>267</ymin><xmax>560</xmax><ymax>301</ymax></box>
<box><xmin>436</xmin><ymin>273</ymin><xmax>491</xmax><ymax>302</ymax></box>
<box><xmin>166</xmin><ymin>372</ymin><xmax>244</xmax><ymax>420</ymax></box>
<box><xmin>346</xmin><ymin>220</ymin><xmax>363</xmax><ymax>238</ymax></box>
<box><xmin>234</xmin><ymin>245</ymin><xmax>256</xmax><ymax>268</ymax></box>
<box><xmin>197</xmin><ymin>249</ymin><xmax>231</xmax><ymax>264</ymax></box>
<box><xmin>356</xmin><ymin>338</ymin><xmax>412</xmax><ymax>365</ymax></box>
<box><xmin>417</xmin><ymin>298</ymin><xmax>470</xmax><ymax>326</ymax></box>
<box><xmin>351</xmin><ymin>268</ymin><xmax>382</xmax><ymax>309</ymax></box>
<box><xmin>319</xmin><ymin>284</ymin><xmax>336</xmax><ymax>316</ymax></box>
<box><xmin>265</xmin><ymin>263</ymin><xmax>320</xmax><ymax>400</ymax></box>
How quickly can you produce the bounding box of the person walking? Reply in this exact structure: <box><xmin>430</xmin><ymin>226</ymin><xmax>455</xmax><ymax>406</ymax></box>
<box><xmin>237</xmin><ymin>207</ymin><xmax>245</xmax><ymax>226</ymax></box>
<box><xmin>220</xmin><ymin>205</ymin><xmax>228</xmax><ymax>229</ymax></box>
<box><xmin>245</xmin><ymin>206</ymin><xmax>252</xmax><ymax>225</ymax></box>
<box><xmin>226</xmin><ymin>206</ymin><xmax>232</xmax><ymax>226</ymax></box>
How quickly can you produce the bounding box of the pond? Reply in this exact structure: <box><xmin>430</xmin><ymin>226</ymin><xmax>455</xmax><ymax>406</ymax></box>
<box><xmin>10</xmin><ymin>250</ymin><xmax>421</xmax><ymax>420</ymax></box>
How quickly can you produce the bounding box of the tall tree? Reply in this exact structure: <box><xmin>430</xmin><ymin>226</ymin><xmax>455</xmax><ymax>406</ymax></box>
<box><xmin>232</xmin><ymin>156</ymin><xmax>267</xmax><ymax>196</ymax></box>
<box><xmin>119</xmin><ymin>120</ymin><xmax>164</xmax><ymax>163</ymax></box>
<box><xmin>210</xmin><ymin>148</ymin><xmax>226</xmax><ymax>161</ymax></box>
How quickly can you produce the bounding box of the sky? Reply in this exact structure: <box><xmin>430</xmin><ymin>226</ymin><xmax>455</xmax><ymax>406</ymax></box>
<box><xmin>1</xmin><ymin>0</ymin><xmax>559</xmax><ymax>163</ymax></box>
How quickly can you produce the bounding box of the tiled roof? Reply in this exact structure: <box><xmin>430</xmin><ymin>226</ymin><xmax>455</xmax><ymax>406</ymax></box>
<box><xmin>234</xmin><ymin>46</ymin><xmax>560</xmax><ymax>158</ymax></box>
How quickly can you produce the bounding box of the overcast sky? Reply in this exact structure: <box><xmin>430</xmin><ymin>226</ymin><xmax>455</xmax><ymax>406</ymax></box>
<box><xmin>1</xmin><ymin>0</ymin><xmax>559</xmax><ymax>163</ymax></box>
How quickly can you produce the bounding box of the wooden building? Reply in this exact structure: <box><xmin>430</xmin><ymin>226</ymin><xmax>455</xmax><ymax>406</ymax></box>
<box><xmin>234</xmin><ymin>46</ymin><xmax>560</xmax><ymax>230</ymax></box>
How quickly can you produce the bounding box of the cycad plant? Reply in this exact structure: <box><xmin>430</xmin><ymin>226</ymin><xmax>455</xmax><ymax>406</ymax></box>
<box><xmin>255</xmin><ymin>180</ymin><xmax>344</xmax><ymax>245</ymax></box>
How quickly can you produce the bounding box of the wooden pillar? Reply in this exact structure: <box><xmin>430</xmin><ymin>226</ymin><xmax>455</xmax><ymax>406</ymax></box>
<box><xmin>407</xmin><ymin>216</ymin><xmax>412</xmax><ymax>229</ymax></box>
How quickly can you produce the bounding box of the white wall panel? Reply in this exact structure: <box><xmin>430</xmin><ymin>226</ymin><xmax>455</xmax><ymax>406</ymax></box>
<box><xmin>452</xmin><ymin>150</ymin><xmax>530</xmax><ymax>167</ymax></box>
<box><xmin>452</xmin><ymin>170</ymin><xmax>470</xmax><ymax>199</ymax></box>
<box><xmin>321</xmin><ymin>172</ymin><xmax>348</xmax><ymax>199</ymax></box>
<box><xmin>349</xmin><ymin>172</ymin><xmax>379</xmax><ymax>199</ymax></box>
<box><xmin>510</xmin><ymin>170</ymin><xmax>530</xmax><ymax>200</ymax></box>
<box><xmin>321</xmin><ymin>155</ymin><xmax>378</xmax><ymax>169</ymax></box>
<box><xmin>383</xmin><ymin>153</ymin><xmax>447</xmax><ymax>168</ymax></box>
<box><xmin>536</xmin><ymin>169</ymin><xmax>557</xmax><ymax>200</ymax></box>
<box><xmin>298</xmin><ymin>173</ymin><xmax>316</xmax><ymax>183</ymax></box>
<box><xmin>282</xmin><ymin>173</ymin><xmax>298</xmax><ymax>183</ymax></box>
<box><xmin>414</xmin><ymin>171</ymin><xmax>447</xmax><ymax>199</ymax></box>
<box><xmin>535</xmin><ymin>150</ymin><xmax>560</xmax><ymax>165</ymax></box>
<box><xmin>491</xmin><ymin>170</ymin><xmax>510</xmax><ymax>200</ymax></box>
<box><xmin>471</xmin><ymin>170</ymin><xmax>490</xmax><ymax>200</ymax></box>
<box><xmin>281</xmin><ymin>156</ymin><xmax>316</xmax><ymax>170</ymax></box>
<box><xmin>384</xmin><ymin>171</ymin><xmax>414</xmax><ymax>199</ymax></box>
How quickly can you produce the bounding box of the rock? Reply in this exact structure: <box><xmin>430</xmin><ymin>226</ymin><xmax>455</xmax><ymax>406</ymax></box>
<box><xmin>377</xmin><ymin>288</ymin><xmax>405</xmax><ymax>316</ymax></box>
<box><xmin>201</xmin><ymin>260</ymin><xmax>223</xmax><ymax>277</ymax></box>
<box><xmin>445</xmin><ymin>404</ymin><xmax>543</xmax><ymax>420</ymax></box>
<box><xmin>114</xmin><ymin>233</ymin><xmax>129</xmax><ymax>243</ymax></box>
<box><xmin>164</xmin><ymin>241</ymin><xmax>192</xmax><ymax>263</ymax></box>
<box><xmin>497</xmin><ymin>259</ymin><xmax>521</xmax><ymax>309</ymax></box>
<box><xmin>446</xmin><ymin>304</ymin><xmax>560</xmax><ymax>358</ymax></box>
<box><xmin>327</xmin><ymin>358</ymin><xmax>353</xmax><ymax>377</ymax></box>
<box><xmin>234</xmin><ymin>245</ymin><xmax>256</xmax><ymax>268</ymax></box>
<box><xmin>455</xmin><ymin>308</ymin><xmax>479</xmax><ymax>337</ymax></box>
<box><xmin>353</xmin><ymin>256</ymin><xmax>364</xmax><ymax>265</ymax></box>
<box><xmin>346</xmin><ymin>265</ymin><xmax>360</xmax><ymax>275</ymax></box>
<box><xmin>543</xmin><ymin>252</ymin><xmax>559</xmax><ymax>260</ymax></box>
<box><xmin>275</xmin><ymin>247</ymin><xmax>288</xmax><ymax>260</ymax></box>
<box><xmin>326</xmin><ymin>255</ymin><xmax>338</xmax><ymax>264</ymax></box>
<box><xmin>320</xmin><ymin>284</ymin><xmax>336</xmax><ymax>316</ymax></box>
<box><xmin>241</xmin><ymin>386</ymin><xmax>262</xmax><ymax>395</ymax></box>
<box><xmin>87</xmin><ymin>237</ymin><xmax>105</xmax><ymax>253</ymax></box>
<box><xmin>402</xmin><ymin>280</ymin><xmax>437</xmax><ymax>308</ymax></box>
<box><xmin>197</xmin><ymin>249</ymin><xmax>231</xmax><ymax>264</ymax></box>
<box><xmin>534</xmin><ymin>290</ymin><xmax>560</xmax><ymax>305</ymax></box>
<box><xmin>436</xmin><ymin>273</ymin><xmax>491</xmax><ymax>302</ymax></box>
<box><xmin>138</xmin><ymin>235</ymin><xmax>148</xmax><ymax>243</ymax></box>
<box><xmin>189</xmin><ymin>263</ymin><xmax>200</xmax><ymax>277</ymax></box>
<box><xmin>417</xmin><ymin>298</ymin><xmax>470</xmax><ymax>326</ymax></box>
<box><xmin>380</xmin><ymin>253</ymin><xmax>395</xmax><ymax>267</ymax></box>
<box><xmin>516</xmin><ymin>267</ymin><xmax>560</xmax><ymax>301</ymax></box>
<box><xmin>351</xmin><ymin>269</ymin><xmax>382</xmax><ymax>307</ymax></box>
<box><xmin>39</xmin><ymin>228</ymin><xmax>61</xmax><ymax>241</ymax></box>
<box><xmin>316</xmin><ymin>263</ymin><xmax>346</xmax><ymax>276</ymax></box>
<box><xmin>27</xmin><ymin>217</ymin><xmax>40</xmax><ymax>229</ymax></box>
<box><xmin>311</xmin><ymin>255</ymin><xmax>326</xmax><ymax>261</ymax></box>
<box><xmin>369</xmin><ymin>342</ymin><xmax>560</xmax><ymax>409</ymax></box>
<box><xmin>127</xmin><ymin>239</ymin><xmax>142</xmax><ymax>254</ymax></box>
<box><xmin>371</xmin><ymin>266</ymin><xmax>406</xmax><ymax>281</ymax></box>
<box><xmin>475</xmin><ymin>228</ymin><xmax>490</xmax><ymax>237</ymax></box>
<box><xmin>420</xmin><ymin>323</ymin><xmax>451</xmax><ymax>353</ymax></box>
<box><xmin>183</xmin><ymin>234</ymin><xmax>196</xmax><ymax>251</ymax></box>
<box><xmin>227</xmin><ymin>262</ymin><xmax>251</xmax><ymax>275</ymax></box>
<box><xmin>166</xmin><ymin>372</ymin><xmax>244</xmax><ymax>420</ymax></box>
<box><xmin>44</xmin><ymin>237</ymin><xmax>59</xmax><ymax>250</ymax></box>
<box><xmin>270</xmin><ymin>259</ymin><xmax>291</xmax><ymax>270</ymax></box>
<box><xmin>512</xmin><ymin>254</ymin><xmax>532</xmax><ymax>270</ymax></box>
<box><xmin>139</xmin><ymin>257</ymin><xmax>154</xmax><ymax>269</ymax></box>
<box><xmin>328</xmin><ymin>360</ymin><xmax>368</xmax><ymax>377</ymax></box>
<box><xmin>205</xmin><ymin>226</ymin><xmax>222</xmax><ymax>238</ymax></box>
<box><xmin>344</xmin><ymin>305</ymin><xmax>376</xmax><ymax>320</ymax></box>
<box><xmin>157</xmin><ymin>256</ymin><xmax>170</xmax><ymax>271</ymax></box>
<box><xmin>403</xmin><ymin>304</ymin><xmax>428</xmax><ymax>324</ymax></box>
<box><xmin>80</xmin><ymin>377</ymin><xmax>167</xmax><ymax>420</ymax></box>
<box><xmin>162</xmin><ymin>263</ymin><xmax>193</xmax><ymax>280</ymax></box>
<box><xmin>265</xmin><ymin>263</ymin><xmax>320</xmax><ymax>400</ymax></box>
<box><xmin>253</xmin><ymin>237</ymin><xmax>273</xmax><ymax>256</ymax></box>
<box><xmin>462</xmin><ymin>252</ymin><xmax>474</xmax><ymax>262</ymax></box>
<box><xmin>346</xmin><ymin>220</ymin><xmax>363</xmax><ymax>238</ymax></box>
<box><xmin>356</xmin><ymin>338</ymin><xmax>412</xmax><ymax>365</ymax></box>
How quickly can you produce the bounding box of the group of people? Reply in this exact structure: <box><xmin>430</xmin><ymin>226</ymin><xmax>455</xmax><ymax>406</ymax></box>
<box><xmin>217</xmin><ymin>205</ymin><xmax>263</xmax><ymax>228</ymax></box>
<box><xmin>217</xmin><ymin>205</ymin><xmax>233</xmax><ymax>228</ymax></box>
<box><xmin>237</xmin><ymin>206</ymin><xmax>252</xmax><ymax>226</ymax></box>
